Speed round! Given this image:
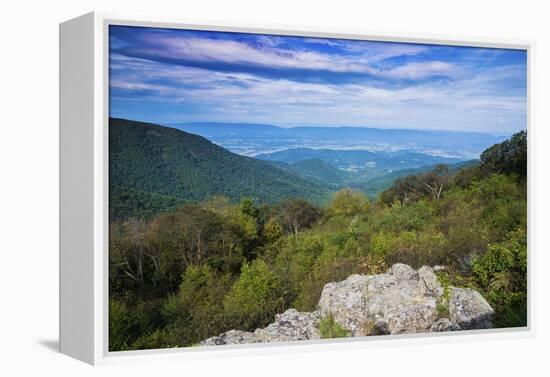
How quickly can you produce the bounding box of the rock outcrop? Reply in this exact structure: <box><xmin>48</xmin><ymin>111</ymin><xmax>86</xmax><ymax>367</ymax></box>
<box><xmin>200</xmin><ymin>309</ymin><xmax>321</xmax><ymax>346</ymax></box>
<box><xmin>448</xmin><ymin>287</ymin><xmax>494</xmax><ymax>329</ymax></box>
<box><xmin>317</xmin><ymin>263</ymin><xmax>494</xmax><ymax>336</ymax></box>
<box><xmin>200</xmin><ymin>264</ymin><xmax>494</xmax><ymax>346</ymax></box>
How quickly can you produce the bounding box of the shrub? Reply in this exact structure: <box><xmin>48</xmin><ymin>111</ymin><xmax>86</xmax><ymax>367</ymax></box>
<box><xmin>328</xmin><ymin>189</ymin><xmax>369</xmax><ymax>217</ymax></box>
<box><xmin>293</xmin><ymin>245</ymin><xmax>367</xmax><ymax>311</ymax></box>
<box><xmin>472</xmin><ymin>229</ymin><xmax>527</xmax><ymax>327</ymax></box>
<box><xmin>437</xmin><ymin>200</ymin><xmax>488</xmax><ymax>271</ymax></box>
<box><xmin>161</xmin><ymin>264</ymin><xmax>232</xmax><ymax>346</ymax></box>
<box><xmin>319</xmin><ymin>314</ymin><xmax>349</xmax><ymax>339</ymax></box>
<box><xmin>223</xmin><ymin>259</ymin><xmax>284</xmax><ymax>330</ymax></box>
<box><xmin>263</xmin><ymin>218</ymin><xmax>284</xmax><ymax>244</ymax></box>
<box><xmin>377</xmin><ymin>200</ymin><xmax>433</xmax><ymax>234</ymax></box>
<box><xmin>468</xmin><ymin>174</ymin><xmax>521</xmax><ymax>207</ymax></box>
<box><xmin>435</xmin><ymin>273</ymin><xmax>451</xmax><ymax>319</ymax></box>
<box><xmin>109</xmin><ymin>297</ymin><xmax>165</xmax><ymax>351</ymax></box>
<box><xmin>369</xmin><ymin>227</ymin><xmax>447</xmax><ymax>269</ymax></box>
<box><xmin>204</xmin><ymin>196</ymin><xmax>259</xmax><ymax>265</ymax></box>
<box><xmin>379</xmin><ymin>165</ymin><xmax>452</xmax><ymax>205</ymax></box>
<box><xmin>272</xmin><ymin>233</ymin><xmax>325</xmax><ymax>306</ymax></box>
<box><xmin>278</xmin><ymin>198</ymin><xmax>321</xmax><ymax>236</ymax></box>
<box><xmin>479</xmin><ymin>130</ymin><xmax>527</xmax><ymax>179</ymax></box>
<box><xmin>131</xmin><ymin>328</ymin><xmax>174</xmax><ymax>350</ymax></box>
<box><xmin>109</xmin><ymin>298</ymin><xmax>134</xmax><ymax>351</ymax></box>
<box><xmin>480</xmin><ymin>198</ymin><xmax>527</xmax><ymax>243</ymax></box>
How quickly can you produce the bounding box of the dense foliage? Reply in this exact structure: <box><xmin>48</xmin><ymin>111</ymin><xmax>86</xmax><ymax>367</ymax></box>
<box><xmin>109</xmin><ymin>118</ymin><xmax>331</xmax><ymax>221</ymax></box>
<box><xmin>109</xmin><ymin>119</ymin><xmax>480</xmax><ymax>220</ymax></box>
<box><xmin>109</xmin><ymin>131</ymin><xmax>527</xmax><ymax>351</ymax></box>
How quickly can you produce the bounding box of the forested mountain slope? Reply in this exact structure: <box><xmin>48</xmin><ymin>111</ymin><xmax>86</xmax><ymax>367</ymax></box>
<box><xmin>109</xmin><ymin>118</ymin><xmax>330</xmax><ymax>220</ymax></box>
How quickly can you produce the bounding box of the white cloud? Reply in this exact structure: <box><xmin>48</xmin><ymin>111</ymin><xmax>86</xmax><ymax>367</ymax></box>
<box><xmin>128</xmin><ymin>35</ymin><xmax>465</xmax><ymax>83</ymax></box>
<box><xmin>138</xmin><ymin>35</ymin><xmax>405</xmax><ymax>75</ymax></box>
<box><xmin>111</xmin><ymin>42</ymin><xmax>526</xmax><ymax>133</ymax></box>
<box><xmin>384</xmin><ymin>61</ymin><xmax>462</xmax><ymax>80</ymax></box>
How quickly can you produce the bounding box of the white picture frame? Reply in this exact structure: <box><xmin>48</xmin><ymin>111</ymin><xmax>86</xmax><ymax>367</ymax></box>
<box><xmin>59</xmin><ymin>11</ymin><xmax>535</xmax><ymax>365</ymax></box>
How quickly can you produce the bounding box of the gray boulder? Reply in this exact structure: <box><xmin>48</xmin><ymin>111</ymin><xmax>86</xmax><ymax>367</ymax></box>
<box><xmin>317</xmin><ymin>274</ymin><xmax>371</xmax><ymax>336</ymax></box>
<box><xmin>429</xmin><ymin>318</ymin><xmax>462</xmax><ymax>332</ymax></box>
<box><xmin>318</xmin><ymin>263</ymin><xmax>444</xmax><ymax>335</ymax></box>
<box><xmin>318</xmin><ymin>264</ymin><xmax>494</xmax><ymax>336</ymax></box>
<box><xmin>200</xmin><ymin>329</ymin><xmax>255</xmax><ymax>346</ymax></box>
<box><xmin>448</xmin><ymin>287</ymin><xmax>495</xmax><ymax>329</ymax></box>
<box><xmin>253</xmin><ymin>309</ymin><xmax>321</xmax><ymax>342</ymax></box>
<box><xmin>200</xmin><ymin>309</ymin><xmax>320</xmax><ymax>346</ymax></box>
<box><xmin>200</xmin><ymin>264</ymin><xmax>494</xmax><ymax>346</ymax></box>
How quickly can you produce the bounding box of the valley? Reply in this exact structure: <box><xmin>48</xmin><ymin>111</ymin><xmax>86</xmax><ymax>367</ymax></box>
<box><xmin>110</xmin><ymin>118</ymin><xmax>501</xmax><ymax>220</ymax></box>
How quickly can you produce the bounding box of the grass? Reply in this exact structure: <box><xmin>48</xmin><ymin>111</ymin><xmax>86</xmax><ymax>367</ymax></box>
<box><xmin>319</xmin><ymin>314</ymin><xmax>349</xmax><ymax>339</ymax></box>
<box><xmin>435</xmin><ymin>273</ymin><xmax>452</xmax><ymax>319</ymax></box>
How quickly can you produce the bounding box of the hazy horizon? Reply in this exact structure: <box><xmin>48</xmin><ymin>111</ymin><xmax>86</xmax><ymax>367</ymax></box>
<box><xmin>162</xmin><ymin>119</ymin><xmax>515</xmax><ymax>136</ymax></box>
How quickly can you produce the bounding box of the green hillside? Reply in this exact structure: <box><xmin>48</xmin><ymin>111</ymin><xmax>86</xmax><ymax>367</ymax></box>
<box><xmin>289</xmin><ymin>159</ymin><xmax>353</xmax><ymax>187</ymax></box>
<box><xmin>110</xmin><ymin>187</ymin><xmax>187</xmax><ymax>221</ymax></box>
<box><xmin>355</xmin><ymin>160</ymin><xmax>478</xmax><ymax>198</ymax></box>
<box><xmin>109</xmin><ymin>118</ymin><xmax>330</xmax><ymax>220</ymax></box>
<box><xmin>267</xmin><ymin>158</ymin><xmax>353</xmax><ymax>189</ymax></box>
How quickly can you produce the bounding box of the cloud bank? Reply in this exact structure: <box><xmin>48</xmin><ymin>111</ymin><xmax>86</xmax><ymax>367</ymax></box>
<box><xmin>109</xmin><ymin>26</ymin><xmax>527</xmax><ymax>134</ymax></box>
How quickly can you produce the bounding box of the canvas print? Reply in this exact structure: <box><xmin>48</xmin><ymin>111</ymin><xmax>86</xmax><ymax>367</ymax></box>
<box><xmin>108</xmin><ymin>25</ymin><xmax>527</xmax><ymax>351</ymax></box>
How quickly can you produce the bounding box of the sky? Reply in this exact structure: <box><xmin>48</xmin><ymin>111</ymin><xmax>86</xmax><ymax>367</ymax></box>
<box><xmin>109</xmin><ymin>25</ymin><xmax>527</xmax><ymax>134</ymax></box>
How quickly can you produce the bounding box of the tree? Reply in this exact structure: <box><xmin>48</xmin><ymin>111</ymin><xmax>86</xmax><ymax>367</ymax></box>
<box><xmin>149</xmin><ymin>205</ymin><xmax>223</xmax><ymax>268</ymax></box>
<box><xmin>328</xmin><ymin>188</ymin><xmax>369</xmax><ymax>217</ymax></box>
<box><xmin>472</xmin><ymin>229</ymin><xmax>527</xmax><ymax>327</ymax></box>
<box><xmin>263</xmin><ymin>218</ymin><xmax>284</xmax><ymax>244</ymax></box>
<box><xmin>239</xmin><ymin>197</ymin><xmax>259</xmax><ymax>219</ymax></box>
<box><xmin>205</xmin><ymin>196</ymin><xmax>259</xmax><ymax>266</ymax></box>
<box><xmin>109</xmin><ymin>218</ymin><xmax>159</xmax><ymax>294</ymax></box>
<box><xmin>223</xmin><ymin>259</ymin><xmax>284</xmax><ymax>330</ymax></box>
<box><xmin>278</xmin><ymin>198</ymin><xmax>321</xmax><ymax>236</ymax></box>
<box><xmin>162</xmin><ymin>264</ymin><xmax>232</xmax><ymax>345</ymax></box>
<box><xmin>422</xmin><ymin>164</ymin><xmax>452</xmax><ymax>202</ymax></box>
<box><xmin>380</xmin><ymin>164</ymin><xmax>452</xmax><ymax>205</ymax></box>
<box><xmin>480</xmin><ymin>130</ymin><xmax>527</xmax><ymax>179</ymax></box>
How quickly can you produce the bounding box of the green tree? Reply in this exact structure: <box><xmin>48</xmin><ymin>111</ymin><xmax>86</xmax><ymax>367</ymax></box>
<box><xmin>263</xmin><ymin>218</ymin><xmax>284</xmax><ymax>244</ymax></box>
<box><xmin>380</xmin><ymin>165</ymin><xmax>452</xmax><ymax>205</ymax></box>
<box><xmin>205</xmin><ymin>196</ymin><xmax>259</xmax><ymax>267</ymax></box>
<box><xmin>239</xmin><ymin>197</ymin><xmax>259</xmax><ymax>219</ymax></box>
<box><xmin>472</xmin><ymin>229</ymin><xmax>527</xmax><ymax>327</ymax></box>
<box><xmin>278</xmin><ymin>198</ymin><xmax>321</xmax><ymax>236</ymax></box>
<box><xmin>162</xmin><ymin>264</ymin><xmax>232</xmax><ymax>346</ymax></box>
<box><xmin>109</xmin><ymin>298</ymin><xmax>165</xmax><ymax>351</ymax></box>
<box><xmin>480</xmin><ymin>130</ymin><xmax>527</xmax><ymax>179</ymax></box>
<box><xmin>150</xmin><ymin>205</ymin><xmax>223</xmax><ymax>268</ymax></box>
<box><xmin>109</xmin><ymin>298</ymin><xmax>135</xmax><ymax>351</ymax></box>
<box><xmin>328</xmin><ymin>188</ymin><xmax>369</xmax><ymax>217</ymax></box>
<box><xmin>223</xmin><ymin>259</ymin><xmax>284</xmax><ymax>330</ymax></box>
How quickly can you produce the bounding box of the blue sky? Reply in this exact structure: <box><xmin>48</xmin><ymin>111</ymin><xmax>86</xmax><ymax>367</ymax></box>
<box><xmin>109</xmin><ymin>25</ymin><xmax>527</xmax><ymax>134</ymax></box>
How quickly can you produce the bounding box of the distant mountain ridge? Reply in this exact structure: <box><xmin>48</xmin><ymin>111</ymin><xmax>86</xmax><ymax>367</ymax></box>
<box><xmin>172</xmin><ymin>121</ymin><xmax>507</xmax><ymax>138</ymax></box>
<box><xmin>170</xmin><ymin>122</ymin><xmax>287</xmax><ymax>138</ymax></box>
<box><xmin>172</xmin><ymin>121</ymin><xmax>506</xmax><ymax>144</ymax></box>
<box><xmin>109</xmin><ymin>118</ymin><xmax>331</xmax><ymax>220</ymax></box>
<box><xmin>256</xmin><ymin>147</ymin><xmax>463</xmax><ymax>174</ymax></box>
<box><xmin>172</xmin><ymin>121</ymin><xmax>505</xmax><ymax>161</ymax></box>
